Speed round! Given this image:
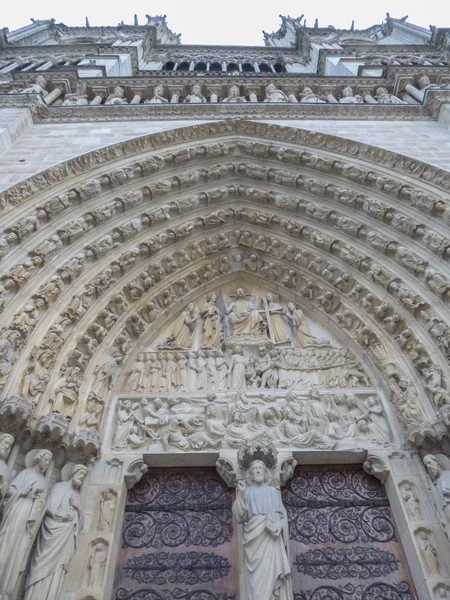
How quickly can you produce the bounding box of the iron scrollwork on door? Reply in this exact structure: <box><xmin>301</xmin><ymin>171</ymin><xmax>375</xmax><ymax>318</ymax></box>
<box><xmin>294</xmin><ymin>546</ymin><xmax>399</xmax><ymax>579</ymax></box>
<box><xmin>116</xmin><ymin>589</ymin><xmax>236</xmax><ymax>600</ymax></box>
<box><xmin>123</xmin><ymin>471</ymin><xmax>233</xmax><ymax>548</ymax></box>
<box><xmin>294</xmin><ymin>581</ymin><xmax>416</xmax><ymax>600</ymax></box>
<box><xmin>282</xmin><ymin>467</ymin><xmax>396</xmax><ymax>544</ymax></box>
<box><xmin>123</xmin><ymin>551</ymin><xmax>232</xmax><ymax>585</ymax></box>
<box><xmin>284</xmin><ymin>466</ymin><xmax>417</xmax><ymax>600</ymax></box>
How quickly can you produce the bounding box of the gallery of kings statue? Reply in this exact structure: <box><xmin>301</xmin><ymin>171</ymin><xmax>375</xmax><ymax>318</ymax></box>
<box><xmin>2</xmin><ymin>10</ymin><xmax>450</xmax><ymax>600</ymax></box>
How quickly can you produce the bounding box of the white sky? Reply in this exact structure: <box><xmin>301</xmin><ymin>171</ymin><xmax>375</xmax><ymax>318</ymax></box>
<box><xmin>3</xmin><ymin>0</ymin><xmax>450</xmax><ymax>46</ymax></box>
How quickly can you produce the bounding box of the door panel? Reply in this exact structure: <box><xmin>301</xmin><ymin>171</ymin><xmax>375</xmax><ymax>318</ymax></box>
<box><xmin>282</xmin><ymin>465</ymin><xmax>417</xmax><ymax>600</ymax></box>
<box><xmin>114</xmin><ymin>467</ymin><xmax>238</xmax><ymax>600</ymax></box>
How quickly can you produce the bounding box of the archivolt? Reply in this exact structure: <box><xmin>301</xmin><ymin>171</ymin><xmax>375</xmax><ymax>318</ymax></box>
<box><xmin>0</xmin><ymin>120</ymin><xmax>449</xmax><ymax>449</ymax></box>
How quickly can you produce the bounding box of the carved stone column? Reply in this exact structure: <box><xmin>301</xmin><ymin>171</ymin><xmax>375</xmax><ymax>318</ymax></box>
<box><xmin>364</xmin><ymin>451</ymin><xmax>450</xmax><ymax>600</ymax></box>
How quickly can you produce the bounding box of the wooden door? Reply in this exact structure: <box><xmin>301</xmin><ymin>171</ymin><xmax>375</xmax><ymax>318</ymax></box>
<box><xmin>114</xmin><ymin>467</ymin><xmax>238</xmax><ymax>600</ymax></box>
<box><xmin>282</xmin><ymin>465</ymin><xmax>418</xmax><ymax>600</ymax></box>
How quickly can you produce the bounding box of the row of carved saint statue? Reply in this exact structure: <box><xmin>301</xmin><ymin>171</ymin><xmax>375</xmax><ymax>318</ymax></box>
<box><xmin>0</xmin><ymin>438</ymin><xmax>88</xmax><ymax>600</ymax></box>
<box><xmin>112</xmin><ymin>390</ymin><xmax>391</xmax><ymax>452</ymax></box>
<box><xmin>123</xmin><ymin>346</ymin><xmax>368</xmax><ymax>393</ymax></box>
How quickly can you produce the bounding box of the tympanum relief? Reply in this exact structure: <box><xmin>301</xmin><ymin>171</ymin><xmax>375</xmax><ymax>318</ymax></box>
<box><xmin>110</xmin><ymin>285</ymin><xmax>392</xmax><ymax>454</ymax></box>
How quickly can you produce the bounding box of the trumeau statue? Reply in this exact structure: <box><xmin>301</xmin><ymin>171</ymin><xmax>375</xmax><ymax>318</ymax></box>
<box><xmin>233</xmin><ymin>459</ymin><xmax>293</xmax><ymax>600</ymax></box>
<box><xmin>24</xmin><ymin>464</ymin><xmax>89</xmax><ymax>600</ymax></box>
<box><xmin>0</xmin><ymin>449</ymin><xmax>53</xmax><ymax>600</ymax></box>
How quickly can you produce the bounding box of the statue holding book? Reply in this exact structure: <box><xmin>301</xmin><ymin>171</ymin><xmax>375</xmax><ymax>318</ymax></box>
<box><xmin>232</xmin><ymin>459</ymin><xmax>293</xmax><ymax>600</ymax></box>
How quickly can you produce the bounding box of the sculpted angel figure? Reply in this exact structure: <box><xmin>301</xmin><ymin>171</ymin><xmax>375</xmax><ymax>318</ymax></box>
<box><xmin>232</xmin><ymin>460</ymin><xmax>293</xmax><ymax>600</ymax></box>
<box><xmin>283</xmin><ymin>302</ymin><xmax>326</xmax><ymax>347</ymax></box>
<box><xmin>167</xmin><ymin>302</ymin><xmax>200</xmax><ymax>349</ymax></box>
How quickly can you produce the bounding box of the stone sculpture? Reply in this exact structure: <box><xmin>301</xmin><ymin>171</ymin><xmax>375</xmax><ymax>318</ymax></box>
<box><xmin>233</xmin><ymin>459</ymin><xmax>293</xmax><ymax>600</ymax></box>
<box><xmin>226</xmin><ymin>288</ymin><xmax>264</xmax><ymax>336</ymax></box>
<box><xmin>222</xmin><ymin>85</ymin><xmax>247</xmax><ymax>102</ymax></box>
<box><xmin>145</xmin><ymin>84</ymin><xmax>168</xmax><ymax>103</ymax></box>
<box><xmin>184</xmin><ymin>83</ymin><xmax>206</xmax><ymax>103</ymax></box>
<box><xmin>0</xmin><ymin>449</ymin><xmax>52</xmax><ymax>600</ymax></box>
<box><xmin>24</xmin><ymin>464</ymin><xmax>89</xmax><ymax>600</ymax></box>
<box><xmin>264</xmin><ymin>83</ymin><xmax>289</xmax><ymax>102</ymax></box>
<box><xmin>0</xmin><ymin>433</ymin><xmax>14</xmax><ymax>501</ymax></box>
<box><xmin>339</xmin><ymin>85</ymin><xmax>363</xmax><ymax>104</ymax></box>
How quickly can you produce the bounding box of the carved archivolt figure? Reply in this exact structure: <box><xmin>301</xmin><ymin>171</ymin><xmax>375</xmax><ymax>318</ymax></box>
<box><xmin>24</xmin><ymin>464</ymin><xmax>89</xmax><ymax>600</ymax></box>
<box><xmin>232</xmin><ymin>460</ymin><xmax>293</xmax><ymax>600</ymax></box>
<box><xmin>0</xmin><ymin>449</ymin><xmax>52</xmax><ymax>600</ymax></box>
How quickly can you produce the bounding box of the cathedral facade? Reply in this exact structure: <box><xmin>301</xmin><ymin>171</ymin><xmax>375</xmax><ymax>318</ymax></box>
<box><xmin>0</xmin><ymin>12</ymin><xmax>450</xmax><ymax>600</ymax></box>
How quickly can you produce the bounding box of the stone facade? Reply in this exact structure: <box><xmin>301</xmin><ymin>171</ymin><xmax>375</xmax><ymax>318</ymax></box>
<box><xmin>1</xmin><ymin>12</ymin><xmax>450</xmax><ymax>600</ymax></box>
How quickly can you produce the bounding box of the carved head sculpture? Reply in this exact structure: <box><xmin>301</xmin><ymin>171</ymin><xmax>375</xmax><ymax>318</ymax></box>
<box><xmin>266</xmin><ymin>83</ymin><xmax>277</xmax><ymax>94</ymax></box>
<box><xmin>193</xmin><ymin>83</ymin><xmax>202</xmax><ymax>95</ymax></box>
<box><xmin>375</xmin><ymin>86</ymin><xmax>389</xmax><ymax>97</ymax></box>
<box><xmin>114</xmin><ymin>86</ymin><xmax>125</xmax><ymax>98</ymax></box>
<box><xmin>36</xmin><ymin>75</ymin><xmax>47</xmax><ymax>89</ymax></box>
<box><xmin>247</xmin><ymin>459</ymin><xmax>271</xmax><ymax>485</ymax></box>
<box><xmin>342</xmin><ymin>85</ymin><xmax>354</xmax><ymax>97</ymax></box>
<box><xmin>72</xmin><ymin>464</ymin><xmax>89</xmax><ymax>488</ymax></box>
<box><xmin>231</xmin><ymin>410</ymin><xmax>243</xmax><ymax>423</ymax></box>
<box><xmin>33</xmin><ymin>449</ymin><xmax>52</xmax><ymax>472</ymax></box>
<box><xmin>155</xmin><ymin>84</ymin><xmax>164</xmax><ymax>96</ymax></box>
<box><xmin>229</xmin><ymin>85</ymin><xmax>240</xmax><ymax>97</ymax></box>
<box><xmin>423</xmin><ymin>454</ymin><xmax>440</xmax><ymax>480</ymax></box>
<box><xmin>418</xmin><ymin>75</ymin><xmax>431</xmax><ymax>89</ymax></box>
<box><xmin>0</xmin><ymin>433</ymin><xmax>14</xmax><ymax>459</ymax></box>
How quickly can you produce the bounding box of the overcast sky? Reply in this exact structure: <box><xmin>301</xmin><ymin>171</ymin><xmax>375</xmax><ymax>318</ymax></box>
<box><xmin>3</xmin><ymin>0</ymin><xmax>449</xmax><ymax>46</ymax></box>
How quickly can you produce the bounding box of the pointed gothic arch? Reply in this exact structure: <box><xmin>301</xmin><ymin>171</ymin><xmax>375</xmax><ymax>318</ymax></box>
<box><xmin>0</xmin><ymin>120</ymin><xmax>448</xmax><ymax>455</ymax></box>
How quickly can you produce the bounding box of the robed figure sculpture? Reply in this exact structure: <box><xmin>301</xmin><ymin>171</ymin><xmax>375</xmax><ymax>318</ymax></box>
<box><xmin>232</xmin><ymin>459</ymin><xmax>293</xmax><ymax>600</ymax></box>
